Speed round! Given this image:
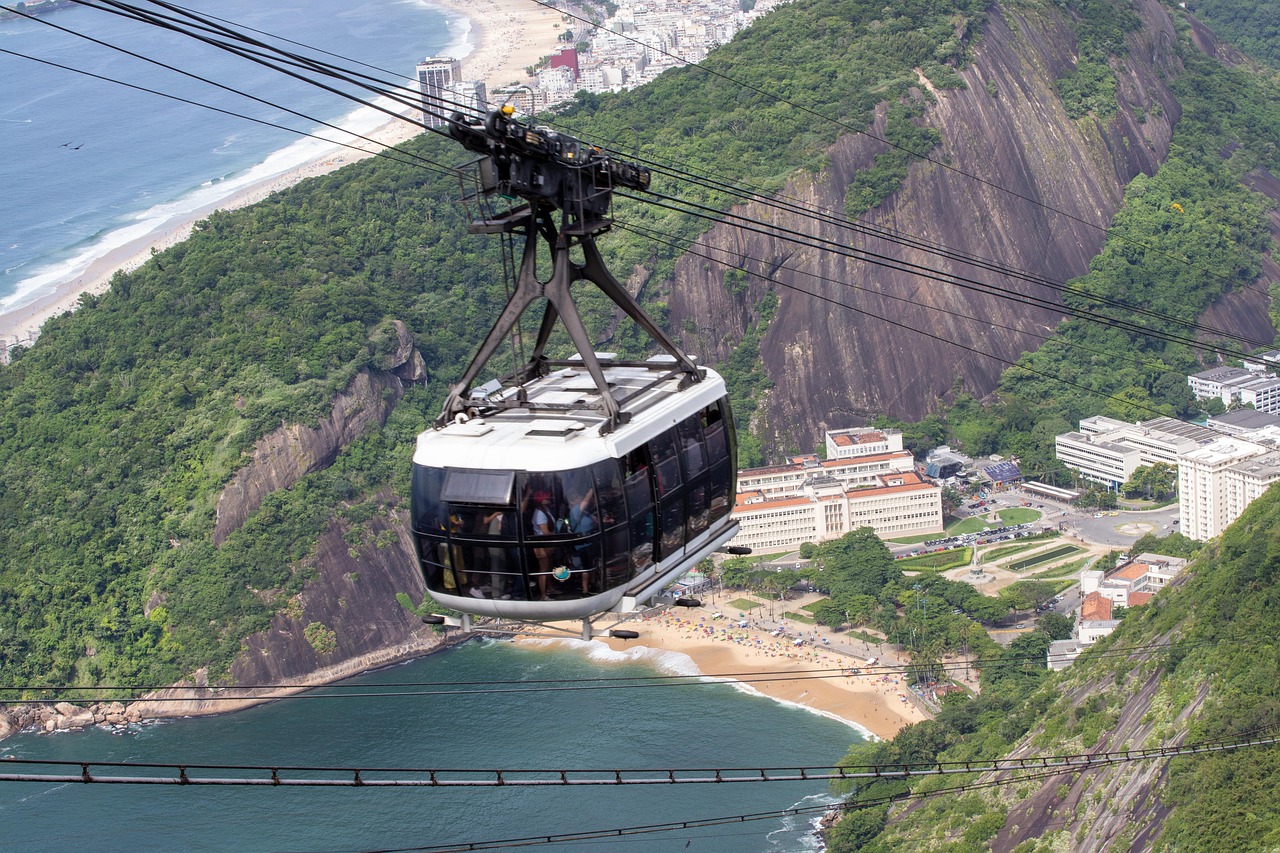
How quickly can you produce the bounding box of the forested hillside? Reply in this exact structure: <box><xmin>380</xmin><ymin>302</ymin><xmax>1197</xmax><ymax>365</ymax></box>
<box><xmin>2</xmin><ymin>0</ymin><xmax>1280</xmax><ymax>717</ymax></box>
<box><xmin>825</xmin><ymin>489</ymin><xmax>1280</xmax><ymax>852</ymax></box>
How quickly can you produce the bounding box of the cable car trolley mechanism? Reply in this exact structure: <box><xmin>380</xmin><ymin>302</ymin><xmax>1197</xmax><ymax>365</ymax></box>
<box><xmin>410</xmin><ymin>107</ymin><xmax>744</xmax><ymax>638</ymax></box>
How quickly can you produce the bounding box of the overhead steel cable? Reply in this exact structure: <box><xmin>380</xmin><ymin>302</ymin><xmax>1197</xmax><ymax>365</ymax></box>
<box><xmin>82</xmin><ymin>0</ymin><xmax>478</xmax><ymax>127</ymax></box>
<box><xmin>619</xmin><ymin>212</ymin><xmax>1273</xmax><ymax>438</ymax></box>
<box><xmin>45</xmin><ymin>1</ymin><xmax>1274</xmax><ymax>360</ymax></box>
<box><xmin>108</xmin><ymin>0</ymin><xmax>1270</xmax><ymax>354</ymax></box>
<box><xmin>69</xmin><ymin>0</ymin><xmax>448</xmax><ymax>139</ymax></box>
<box><xmin>526</xmin><ymin>0</ymin><xmax>1273</xmax><ymax>303</ymax></box>
<box><xmin>620</xmin><ymin>188</ymin><xmax>1259</xmax><ymax>364</ymax></box>
<box><xmin>626</xmin><ymin>157</ymin><xmax>1272</xmax><ymax>350</ymax></box>
<box><xmin>0</xmin><ymin>46</ymin><xmax>447</xmax><ymax>179</ymax></box>
<box><xmin>78</xmin><ymin>0</ymin><xmax>502</xmax><ymax>139</ymax></box>
<box><xmin>617</xmin><ymin>218</ymin><xmax>1219</xmax><ymax>382</ymax></box>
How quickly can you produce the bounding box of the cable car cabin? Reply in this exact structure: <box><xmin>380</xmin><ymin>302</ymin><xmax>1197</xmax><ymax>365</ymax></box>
<box><xmin>411</xmin><ymin>358</ymin><xmax>738</xmax><ymax>623</ymax></box>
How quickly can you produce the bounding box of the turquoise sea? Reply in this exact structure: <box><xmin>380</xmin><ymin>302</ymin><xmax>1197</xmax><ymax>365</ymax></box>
<box><xmin>0</xmin><ymin>639</ymin><xmax>862</xmax><ymax>851</ymax></box>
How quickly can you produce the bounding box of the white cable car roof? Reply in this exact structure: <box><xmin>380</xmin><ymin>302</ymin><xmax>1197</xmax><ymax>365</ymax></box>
<box><xmin>414</xmin><ymin>357</ymin><xmax>728</xmax><ymax>473</ymax></box>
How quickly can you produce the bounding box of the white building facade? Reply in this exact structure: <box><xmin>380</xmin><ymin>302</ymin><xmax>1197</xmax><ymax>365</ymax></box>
<box><xmin>729</xmin><ymin>453</ymin><xmax>943</xmax><ymax>553</ymax></box>
<box><xmin>1056</xmin><ymin>416</ymin><xmax>1215</xmax><ymax>490</ymax></box>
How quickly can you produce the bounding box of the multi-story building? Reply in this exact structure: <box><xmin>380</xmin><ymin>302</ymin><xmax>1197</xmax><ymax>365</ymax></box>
<box><xmin>1188</xmin><ymin>365</ymin><xmax>1280</xmax><ymax>414</ymax></box>
<box><xmin>417</xmin><ymin>56</ymin><xmax>461</xmax><ymax>127</ymax></box>
<box><xmin>416</xmin><ymin>57</ymin><xmax>487</xmax><ymax>127</ymax></box>
<box><xmin>1206</xmin><ymin>408</ymin><xmax>1280</xmax><ymax>436</ymax></box>
<box><xmin>728</xmin><ymin>436</ymin><xmax>942</xmax><ymax>552</ymax></box>
<box><xmin>1177</xmin><ymin>436</ymin><xmax>1280</xmax><ymax>540</ymax></box>
<box><xmin>1055</xmin><ymin>416</ymin><xmax>1215</xmax><ymax>490</ymax></box>
<box><xmin>729</xmin><ymin>471</ymin><xmax>942</xmax><ymax>553</ymax></box>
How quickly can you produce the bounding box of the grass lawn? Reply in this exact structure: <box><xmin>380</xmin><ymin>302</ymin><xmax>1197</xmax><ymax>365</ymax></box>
<box><xmin>729</xmin><ymin>598</ymin><xmax>762</xmax><ymax>611</ymax></box>
<box><xmin>998</xmin><ymin>507</ymin><xmax>1040</xmax><ymax>525</ymax></box>
<box><xmin>784</xmin><ymin>611</ymin><xmax>816</xmax><ymax>624</ymax></box>
<box><xmin>980</xmin><ymin>541</ymin><xmax>1042</xmax><ymax>563</ymax></box>
<box><xmin>1030</xmin><ymin>557</ymin><xmax>1088</xmax><ymax>579</ymax></box>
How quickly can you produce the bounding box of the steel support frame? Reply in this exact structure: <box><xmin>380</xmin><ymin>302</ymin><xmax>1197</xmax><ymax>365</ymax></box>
<box><xmin>438</xmin><ymin>205</ymin><xmax>702</xmax><ymax>432</ymax></box>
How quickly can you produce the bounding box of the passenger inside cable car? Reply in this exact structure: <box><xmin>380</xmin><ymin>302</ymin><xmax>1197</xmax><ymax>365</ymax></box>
<box><xmin>411</xmin><ymin>401</ymin><xmax>735</xmax><ymax>604</ymax></box>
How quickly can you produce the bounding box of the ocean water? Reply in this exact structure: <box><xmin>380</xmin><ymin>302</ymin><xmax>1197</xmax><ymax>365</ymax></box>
<box><xmin>0</xmin><ymin>0</ymin><xmax>465</xmax><ymax>314</ymax></box>
<box><xmin>0</xmin><ymin>639</ymin><xmax>862</xmax><ymax>851</ymax></box>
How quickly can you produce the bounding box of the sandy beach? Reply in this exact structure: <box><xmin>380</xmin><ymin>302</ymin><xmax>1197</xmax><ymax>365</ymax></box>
<box><xmin>0</xmin><ymin>0</ymin><xmax>566</xmax><ymax>354</ymax></box>
<box><xmin>535</xmin><ymin>593</ymin><xmax>933</xmax><ymax>741</ymax></box>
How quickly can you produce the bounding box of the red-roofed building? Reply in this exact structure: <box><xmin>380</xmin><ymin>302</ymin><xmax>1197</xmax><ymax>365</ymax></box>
<box><xmin>1078</xmin><ymin>591</ymin><xmax>1119</xmax><ymax>643</ymax></box>
<box><xmin>1088</xmin><ymin>553</ymin><xmax>1189</xmax><ymax>607</ymax></box>
<box><xmin>1080</xmin><ymin>591</ymin><xmax>1113</xmax><ymax>621</ymax></box>
<box><xmin>1127</xmin><ymin>591</ymin><xmax>1154</xmax><ymax>607</ymax></box>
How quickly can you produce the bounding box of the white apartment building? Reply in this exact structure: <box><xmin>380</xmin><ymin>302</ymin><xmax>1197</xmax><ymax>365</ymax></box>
<box><xmin>1188</xmin><ymin>365</ymin><xmax>1280</xmax><ymax>414</ymax></box>
<box><xmin>728</xmin><ymin>470</ymin><xmax>943</xmax><ymax>553</ymax></box>
<box><xmin>1055</xmin><ymin>432</ymin><xmax>1141</xmax><ymax>489</ymax></box>
<box><xmin>1206</xmin><ymin>409</ymin><xmax>1280</xmax><ymax>436</ymax></box>
<box><xmin>1225</xmin><ymin>451</ymin><xmax>1280</xmax><ymax>530</ymax></box>
<box><xmin>1176</xmin><ymin>436</ymin><xmax>1280</xmax><ymax>540</ymax></box>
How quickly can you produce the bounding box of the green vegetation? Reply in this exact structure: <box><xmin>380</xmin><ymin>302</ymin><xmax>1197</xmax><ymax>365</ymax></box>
<box><xmin>844</xmin><ymin>99</ymin><xmax>944</xmax><ymax>218</ymax></box>
<box><xmin>996</xmin><ymin>507</ymin><xmax>1039</xmax><ymax>525</ymax></box>
<box><xmin>980</xmin><ymin>540</ymin><xmax>1043</xmax><ymax>563</ymax></box>
<box><xmin>0</xmin><ymin>0</ymin><xmax>997</xmax><ymax>691</ymax></box>
<box><xmin>829</xmin><ymin>484</ymin><xmax>1280</xmax><ymax>852</ymax></box>
<box><xmin>1186</xmin><ymin>0</ymin><xmax>1280</xmax><ymax>67</ymax></box>
<box><xmin>728</xmin><ymin>597</ymin><xmax>762</xmax><ymax>611</ymax></box>
<box><xmin>783</xmin><ymin>610</ymin><xmax>816</xmax><ymax>624</ymax></box>
<box><xmin>0</xmin><ymin>140</ymin><xmax>495</xmax><ymax>688</ymax></box>
<box><xmin>895</xmin><ymin>547</ymin><xmax>972</xmax><ymax>571</ymax></box>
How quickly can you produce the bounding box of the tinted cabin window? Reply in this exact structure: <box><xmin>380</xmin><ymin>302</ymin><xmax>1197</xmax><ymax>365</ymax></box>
<box><xmin>441</xmin><ymin>468</ymin><xmax>515</xmax><ymax>504</ymax></box>
<box><xmin>703</xmin><ymin>406</ymin><xmax>733</xmax><ymax>524</ymax></box>
<box><xmin>650</xmin><ymin>428</ymin><xmax>687</xmax><ymax>559</ymax></box>
<box><xmin>593</xmin><ymin>459</ymin><xmax>633</xmax><ymax>586</ymax></box>
<box><xmin>678</xmin><ymin>414</ymin><xmax>711</xmax><ymax>539</ymax></box>
<box><xmin>411</xmin><ymin>465</ymin><xmax>446</xmax><ymax>534</ymax></box>
<box><xmin>649</xmin><ymin>430</ymin><xmax>682</xmax><ymax>496</ymax></box>
<box><xmin>623</xmin><ymin>448</ymin><xmax>655</xmax><ymax>573</ymax></box>
<box><xmin>677</xmin><ymin>415</ymin><xmax>708</xmax><ymax>478</ymax></box>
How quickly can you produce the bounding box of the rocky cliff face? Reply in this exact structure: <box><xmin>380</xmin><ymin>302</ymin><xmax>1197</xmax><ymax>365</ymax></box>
<box><xmin>667</xmin><ymin>0</ymin><xmax>1187</xmax><ymax>451</ymax></box>
<box><xmin>213</xmin><ymin>368</ymin><xmax>405</xmax><ymax>544</ymax></box>
<box><xmin>195</xmin><ymin>327</ymin><xmax>443</xmax><ymax>702</ymax></box>
<box><xmin>225</xmin><ymin>499</ymin><xmax>437</xmax><ymax>687</ymax></box>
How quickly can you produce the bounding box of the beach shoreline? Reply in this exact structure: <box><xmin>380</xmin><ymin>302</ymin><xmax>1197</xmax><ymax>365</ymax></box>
<box><xmin>0</xmin><ymin>0</ymin><xmax>567</xmax><ymax>356</ymax></box>
<box><xmin>530</xmin><ymin>593</ymin><xmax>933</xmax><ymax>741</ymax></box>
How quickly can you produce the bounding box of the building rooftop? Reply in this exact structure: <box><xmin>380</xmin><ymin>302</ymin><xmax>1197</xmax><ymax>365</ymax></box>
<box><xmin>1208</xmin><ymin>409</ymin><xmax>1280</xmax><ymax>432</ymax></box>
<box><xmin>1192</xmin><ymin>365</ymin><xmax>1253</xmax><ymax>383</ymax></box>
<box><xmin>1081</xmin><ymin>591</ymin><xmax>1113</xmax><ymax>621</ymax></box>
<box><xmin>831</xmin><ymin>430</ymin><xmax>887</xmax><ymax>447</ymax></box>
<box><xmin>1112</xmin><ymin>561</ymin><xmax>1149</xmax><ymax>581</ymax></box>
<box><xmin>1229</xmin><ymin>450</ymin><xmax>1280</xmax><ymax>480</ymax></box>
<box><xmin>1127</xmin><ymin>591</ymin><xmax>1154</xmax><ymax>607</ymax></box>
